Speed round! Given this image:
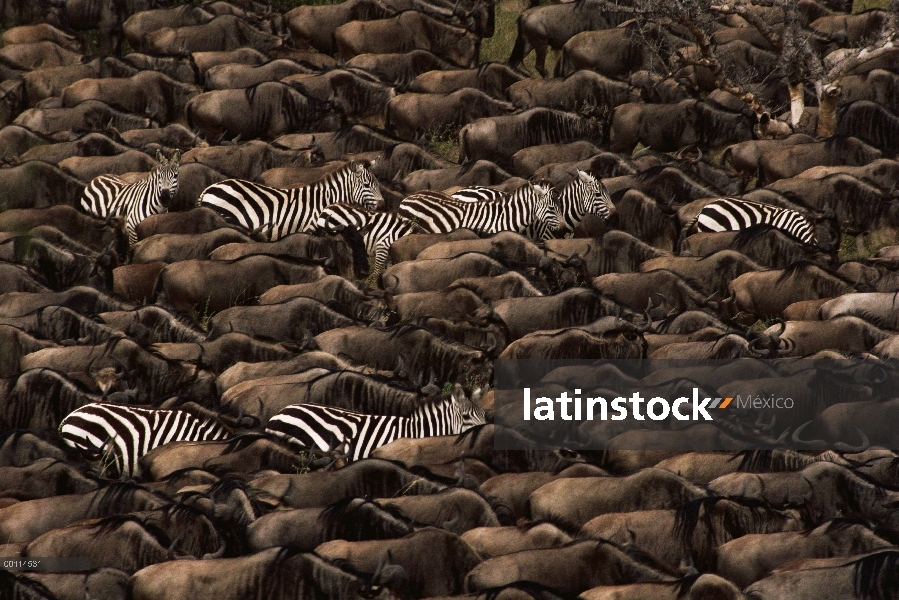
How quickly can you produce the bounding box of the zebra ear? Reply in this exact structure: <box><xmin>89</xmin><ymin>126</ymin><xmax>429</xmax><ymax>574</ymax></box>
<box><xmin>170</xmin><ymin>149</ymin><xmax>181</xmax><ymax>165</ymax></box>
<box><xmin>577</xmin><ymin>170</ymin><xmax>592</xmax><ymax>183</ymax></box>
<box><xmin>156</xmin><ymin>149</ymin><xmax>166</xmax><ymax>165</ymax></box>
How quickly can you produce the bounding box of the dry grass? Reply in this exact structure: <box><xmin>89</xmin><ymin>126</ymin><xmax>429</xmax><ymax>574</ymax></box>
<box><xmin>853</xmin><ymin>0</ymin><xmax>892</xmax><ymax>11</ymax></box>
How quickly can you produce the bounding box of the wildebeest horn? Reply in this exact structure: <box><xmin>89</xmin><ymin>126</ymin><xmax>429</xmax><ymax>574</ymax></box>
<box><xmin>833</xmin><ymin>427</ymin><xmax>870</xmax><ymax>454</ymax></box>
<box><xmin>791</xmin><ymin>421</ymin><xmax>828</xmax><ymax>450</ymax></box>
<box><xmin>778</xmin><ymin>336</ymin><xmax>795</xmax><ymax>356</ymax></box>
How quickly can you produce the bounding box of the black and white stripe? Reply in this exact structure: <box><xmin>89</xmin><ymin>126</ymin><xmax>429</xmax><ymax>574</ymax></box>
<box><xmin>400</xmin><ymin>182</ymin><xmax>562</xmax><ymax>240</ymax></box>
<box><xmin>315</xmin><ymin>203</ymin><xmax>421</xmax><ymax>277</ymax></box>
<box><xmin>553</xmin><ymin>171</ymin><xmax>614</xmax><ymax>236</ymax></box>
<box><xmin>696</xmin><ymin>198</ymin><xmax>815</xmax><ymax>244</ymax></box>
<box><xmin>266</xmin><ymin>397</ymin><xmax>486</xmax><ymax>461</ymax></box>
<box><xmin>59</xmin><ymin>402</ymin><xmax>230</xmax><ymax>478</ymax></box>
<box><xmin>198</xmin><ymin>161</ymin><xmax>382</xmax><ymax>241</ymax></box>
<box><xmin>79</xmin><ymin>150</ymin><xmax>180</xmax><ymax>246</ymax></box>
<box><xmin>452</xmin><ymin>171</ymin><xmax>613</xmax><ymax>238</ymax></box>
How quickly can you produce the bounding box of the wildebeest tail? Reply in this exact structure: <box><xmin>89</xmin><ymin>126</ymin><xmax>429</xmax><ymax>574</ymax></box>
<box><xmin>508</xmin><ymin>15</ymin><xmax>527</xmax><ymax>67</ymax></box>
<box><xmin>553</xmin><ymin>51</ymin><xmax>567</xmax><ymax>78</ymax></box>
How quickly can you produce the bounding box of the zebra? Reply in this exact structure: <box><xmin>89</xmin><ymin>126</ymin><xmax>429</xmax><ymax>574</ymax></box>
<box><xmin>79</xmin><ymin>150</ymin><xmax>180</xmax><ymax>246</ymax></box>
<box><xmin>398</xmin><ymin>182</ymin><xmax>563</xmax><ymax>240</ymax></box>
<box><xmin>452</xmin><ymin>171</ymin><xmax>613</xmax><ymax>238</ymax></box>
<box><xmin>692</xmin><ymin>197</ymin><xmax>816</xmax><ymax>244</ymax></box>
<box><xmin>59</xmin><ymin>402</ymin><xmax>231</xmax><ymax>478</ymax></box>
<box><xmin>315</xmin><ymin>203</ymin><xmax>422</xmax><ymax>278</ymax></box>
<box><xmin>266</xmin><ymin>395</ymin><xmax>486</xmax><ymax>461</ymax></box>
<box><xmin>197</xmin><ymin>161</ymin><xmax>382</xmax><ymax>241</ymax></box>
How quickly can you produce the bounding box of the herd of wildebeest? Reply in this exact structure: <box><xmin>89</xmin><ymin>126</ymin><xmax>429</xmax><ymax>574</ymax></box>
<box><xmin>3</xmin><ymin>0</ymin><xmax>899</xmax><ymax>597</ymax></box>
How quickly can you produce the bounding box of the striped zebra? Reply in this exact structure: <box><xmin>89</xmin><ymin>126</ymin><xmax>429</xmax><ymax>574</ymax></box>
<box><xmin>79</xmin><ymin>150</ymin><xmax>180</xmax><ymax>246</ymax></box>
<box><xmin>452</xmin><ymin>171</ymin><xmax>613</xmax><ymax>238</ymax></box>
<box><xmin>315</xmin><ymin>203</ymin><xmax>422</xmax><ymax>277</ymax></box>
<box><xmin>266</xmin><ymin>396</ymin><xmax>486</xmax><ymax>461</ymax></box>
<box><xmin>197</xmin><ymin>161</ymin><xmax>382</xmax><ymax>241</ymax></box>
<box><xmin>693</xmin><ymin>198</ymin><xmax>815</xmax><ymax>244</ymax></box>
<box><xmin>59</xmin><ymin>402</ymin><xmax>231</xmax><ymax>478</ymax></box>
<box><xmin>399</xmin><ymin>182</ymin><xmax>563</xmax><ymax>240</ymax></box>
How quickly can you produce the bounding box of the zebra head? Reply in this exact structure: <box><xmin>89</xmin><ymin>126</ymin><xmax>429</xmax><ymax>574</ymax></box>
<box><xmin>527</xmin><ymin>180</ymin><xmax>563</xmax><ymax>239</ymax></box>
<box><xmin>575</xmin><ymin>170</ymin><xmax>614</xmax><ymax>220</ymax></box>
<box><xmin>152</xmin><ymin>149</ymin><xmax>181</xmax><ymax>212</ymax></box>
<box><xmin>451</xmin><ymin>385</ymin><xmax>487</xmax><ymax>431</ymax></box>
<box><xmin>349</xmin><ymin>160</ymin><xmax>382</xmax><ymax>210</ymax></box>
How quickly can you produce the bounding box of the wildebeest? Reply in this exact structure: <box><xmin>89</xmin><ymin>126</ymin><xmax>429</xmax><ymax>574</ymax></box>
<box><xmin>381</xmin><ymin>252</ymin><xmax>508</xmax><ymax>293</ymax></box>
<box><xmin>757</xmin><ymin>136</ymin><xmax>882</xmax><ymax>185</ymax></box>
<box><xmin>346</xmin><ymin>50</ymin><xmax>453</xmax><ymax>88</ymax></box>
<box><xmin>334</xmin><ymin>10</ymin><xmax>481</xmax><ymax>68</ymax></box>
<box><xmin>835</xmin><ymin>100</ymin><xmax>899</xmax><ymax>155</ymax></box>
<box><xmin>284</xmin><ymin>68</ymin><xmax>396</xmax><ymax>126</ymax></box>
<box><xmin>185</xmin><ymin>82</ymin><xmax>342</xmax><ymax>141</ymax></box>
<box><xmin>459</xmin><ymin>108</ymin><xmax>602</xmax><ymax>165</ymax></box>
<box><xmin>129</xmin><ymin>547</ymin><xmax>400</xmax><ymax>600</ymax></box>
<box><xmin>203</xmin><ymin>59</ymin><xmax>313</xmax><ymax>90</ymax></box>
<box><xmin>507</xmin><ymin>70</ymin><xmax>638</xmax><ymax>114</ymax></box>
<box><xmin>0</xmin><ymin>40</ymin><xmax>82</xmax><ymax>70</ymax></box>
<box><xmin>0</xmin><ymin>162</ymin><xmax>86</xmax><ymax>210</ymax></box>
<box><xmin>721</xmin><ymin>134</ymin><xmax>817</xmax><ymax>180</ymax></box>
<box><xmin>284</xmin><ymin>0</ymin><xmax>397</xmax><ymax>54</ymax></box>
<box><xmin>180</xmin><ymin>140</ymin><xmax>321</xmax><ymax>180</ymax></box>
<box><xmin>142</xmin><ymin>14</ymin><xmax>283</xmax><ymax>55</ymax></box>
<box><xmin>314</xmin><ymin>325</ymin><xmax>492</xmax><ymax>393</ymax></box>
<box><xmin>122</xmin><ymin>3</ymin><xmax>216</xmax><ymax>52</ymax></box>
<box><xmin>554</xmin><ymin>22</ymin><xmax>673</xmax><ymax>79</ymax></box>
<box><xmin>609</xmin><ymin>100</ymin><xmax>757</xmax><ymax>154</ymax></box>
<box><xmin>386</xmin><ymin>87</ymin><xmax>514</xmax><ymax>139</ymax></box>
<box><xmin>729</xmin><ymin>262</ymin><xmax>858</xmax><ymax>319</ymax></box>
<box><xmin>408</xmin><ymin>62</ymin><xmax>526</xmax><ymax>98</ymax></box>
<box><xmin>152</xmin><ymin>255</ymin><xmax>327</xmax><ymax>313</ymax></box>
<box><xmin>507</xmin><ymin>0</ymin><xmax>632</xmax><ymax>77</ymax></box>
<box><xmin>14</xmin><ymin>100</ymin><xmax>155</xmax><ymax>135</ymax></box>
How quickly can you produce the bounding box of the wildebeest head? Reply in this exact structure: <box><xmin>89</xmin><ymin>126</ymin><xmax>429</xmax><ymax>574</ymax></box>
<box><xmin>346</xmin><ymin>159</ymin><xmax>382</xmax><ymax>210</ymax></box>
<box><xmin>151</xmin><ymin>149</ymin><xmax>181</xmax><ymax>211</ymax></box>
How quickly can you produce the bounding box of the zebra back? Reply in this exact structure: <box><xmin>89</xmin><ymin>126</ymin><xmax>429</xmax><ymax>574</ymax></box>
<box><xmin>316</xmin><ymin>203</ymin><xmax>421</xmax><ymax>276</ymax></box>
<box><xmin>695</xmin><ymin>198</ymin><xmax>815</xmax><ymax>245</ymax></box>
<box><xmin>198</xmin><ymin>161</ymin><xmax>382</xmax><ymax>241</ymax></box>
<box><xmin>267</xmin><ymin>395</ymin><xmax>486</xmax><ymax>461</ymax></box>
<box><xmin>400</xmin><ymin>184</ymin><xmax>561</xmax><ymax>239</ymax></box>
<box><xmin>80</xmin><ymin>150</ymin><xmax>181</xmax><ymax>246</ymax></box>
<box><xmin>59</xmin><ymin>402</ymin><xmax>230</xmax><ymax>478</ymax></box>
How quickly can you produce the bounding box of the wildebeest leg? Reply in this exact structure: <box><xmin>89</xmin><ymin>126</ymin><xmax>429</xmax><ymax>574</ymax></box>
<box><xmin>534</xmin><ymin>41</ymin><xmax>549</xmax><ymax>78</ymax></box>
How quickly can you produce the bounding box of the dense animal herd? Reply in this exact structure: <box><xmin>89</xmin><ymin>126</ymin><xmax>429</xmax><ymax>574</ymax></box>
<box><xmin>2</xmin><ymin>0</ymin><xmax>899</xmax><ymax>598</ymax></box>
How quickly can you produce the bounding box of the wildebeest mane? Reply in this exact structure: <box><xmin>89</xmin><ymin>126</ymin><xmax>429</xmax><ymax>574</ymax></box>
<box><xmin>0</xmin><ymin>570</ymin><xmax>56</xmax><ymax>600</ymax></box>
<box><xmin>318</xmin><ymin>496</ymin><xmax>412</xmax><ymax>541</ymax></box>
<box><xmin>334</xmin><ymin>123</ymin><xmax>401</xmax><ymax>153</ymax></box>
<box><xmin>89</xmin><ymin>513</ymin><xmax>174</xmax><ymax>549</ymax></box>
<box><xmin>854</xmin><ymin>550</ymin><xmax>899</xmax><ymax>600</ymax></box>
<box><xmin>89</xmin><ymin>481</ymin><xmax>166</xmax><ymax>516</ymax></box>
<box><xmin>775</xmin><ymin>260</ymin><xmax>856</xmax><ymax>295</ymax></box>
<box><xmin>674</xmin><ymin>495</ymin><xmax>808</xmax><ymax>552</ymax></box>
